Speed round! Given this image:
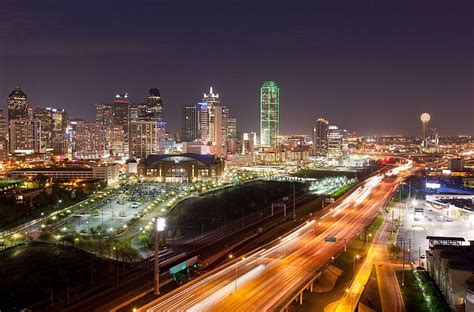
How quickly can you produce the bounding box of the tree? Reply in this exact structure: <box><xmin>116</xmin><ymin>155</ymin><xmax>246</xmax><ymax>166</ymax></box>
<box><xmin>36</xmin><ymin>174</ymin><xmax>49</xmax><ymax>188</ymax></box>
<box><xmin>39</xmin><ymin>230</ymin><xmax>52</xmax><ymax>241</ymax></box>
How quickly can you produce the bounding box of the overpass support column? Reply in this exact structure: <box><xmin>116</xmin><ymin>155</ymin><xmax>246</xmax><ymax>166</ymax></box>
<box><xmin>310</xmin><ymin>282</ymin><xmax>313</xmax><ymax>292</ymax></box>
<box><xmin>299</xmin><ymin>293</ymin><xmax>303</xmax><ymax>305</ymax></box>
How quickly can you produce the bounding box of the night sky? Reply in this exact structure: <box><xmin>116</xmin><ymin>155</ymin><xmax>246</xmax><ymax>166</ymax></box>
<box><xmin>1</xmin><ymin>0</ymin><xmax>472</xmax><ymax>136</ymax></box>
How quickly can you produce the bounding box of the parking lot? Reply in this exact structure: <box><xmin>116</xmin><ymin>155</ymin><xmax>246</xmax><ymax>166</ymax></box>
<box><xmin>398</xmin><ymin>201</ymin><xmax>474</xmax><ymax>267</ymax></box>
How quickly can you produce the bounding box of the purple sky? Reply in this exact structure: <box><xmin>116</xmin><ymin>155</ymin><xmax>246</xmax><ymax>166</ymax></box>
<box><xmin>1</xmin><ymin>0</ymin><xmax>473</xmax><ymax>136</ymax></box>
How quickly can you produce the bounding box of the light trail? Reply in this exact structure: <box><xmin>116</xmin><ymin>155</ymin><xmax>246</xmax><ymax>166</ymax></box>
<box><xmin>139</xmin><ymin>164</ymin><xmax>412</xmax><ymax>312</ymax></box>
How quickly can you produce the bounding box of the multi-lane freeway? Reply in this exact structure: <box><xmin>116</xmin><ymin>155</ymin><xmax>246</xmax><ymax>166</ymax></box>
<box><xmin>139</xmin><ymin>163</ymin><xmax>412</xmax><ymax>311</ymax></box>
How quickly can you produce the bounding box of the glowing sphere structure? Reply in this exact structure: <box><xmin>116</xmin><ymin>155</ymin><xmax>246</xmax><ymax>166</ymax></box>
<box><xmin>420</xmin><ymin>113</ymin><xmax>431</xmax><ymax>122</ymax></box>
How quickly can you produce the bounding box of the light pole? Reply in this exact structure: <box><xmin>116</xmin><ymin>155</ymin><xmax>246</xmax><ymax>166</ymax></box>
<box><xmin>229</xmin><ymin>254</ymin><xmax>245</xmax><ymax>293</ymax></box>
<box><xmin>353</xmin><ymin>254</ymin><xmax>360</xmax><ymax>275</ymax></box>
<box><xmin>154</xmin><ymin>217</ymin><xmax>166</xmax><ymax>295</ymax></box>
<box><xmin>402</xmin><ymin>241</ymin><xmax>406</xmax><ymax>286</ymax></box>
<box><xmin>293</xmin><ymin>183</ymin><xmax>296</xmax><ymax>220</ymax></box>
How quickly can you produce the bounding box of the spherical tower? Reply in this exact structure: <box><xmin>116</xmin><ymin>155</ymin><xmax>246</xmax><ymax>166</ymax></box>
<box><xmin>420</xmin><ymin>113</ymin><xmax>431</xmax><ymax>144</ymax></box>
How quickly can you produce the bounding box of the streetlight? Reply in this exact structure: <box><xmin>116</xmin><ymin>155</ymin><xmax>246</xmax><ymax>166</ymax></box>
<box><xmin>366</xmin><ymin>233</ymin><xmax>372</xmax><ymax>245</ymax></box>
<box><xmin>229</xmin><ymin>254</ymin><xmax>246</xmax><ymax>293</ymax></box>
<box><xmin>154</xmin><ymin>217</ymin><xmax>166</xmax><ymax>295</ymax></box>
<box><xmin>353</xmin><ymin>254</ymin><xmax>360</xmax><ymax>275</ymax></box>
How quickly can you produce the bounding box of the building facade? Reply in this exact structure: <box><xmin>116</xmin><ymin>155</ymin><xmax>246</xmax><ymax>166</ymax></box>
<box><xmin>138</xmin><ymin>153</ymin><xmax>225</xmax><ymax>182</ymax></box>
<box><xmin>129</xmin><ymin>121</ymin><xmax>166</xmax><ymax>159</ymax></box>
<box><xmin>0</xmin><ymin>110</ymin><xmax>7</xmax><ymax>160</ymax></box>
<box><xmin>313</xmin><ymin>118</ymin><xmax>329</xmax><ymax>156</ymax></box>
<box><xmin>74</xmin><ymin>121</ymin><xmax>106</xmax><ymax>159</ymax></box>
<box><xmin>260</xmin><ymin>81</ymin><xmax>280</xmax><ymax>147</ymax></box>
<box><xmin>33</xmin><ymin>107</ymin><xmax>70</xmax><ymax>154</ymax></box>
<box><xmin>182</xmin><ymin>104</ymin><xmax>199</xmax><ymax>142</ymax></box>
<box><xmin>327</xmin><ymin>125</ymin><xmax>343</xmax><ymax>160</ymax></box>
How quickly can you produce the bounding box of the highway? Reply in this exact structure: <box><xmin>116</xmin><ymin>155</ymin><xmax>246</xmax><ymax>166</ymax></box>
<box><xmin>139</xmin><ymin>163</ymin><xmax>411</xmax><ymax>311</ymax></box>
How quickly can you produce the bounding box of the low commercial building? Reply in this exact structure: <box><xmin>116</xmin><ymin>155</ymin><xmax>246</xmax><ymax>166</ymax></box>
<box><xmin>8</xmin><ymin>164</ymin><xmax>118</xmax><ymax>185</ymax></box>
<box><xmin>255</xmin><ymin>150</ymin><xmax>310</xmax><ymax>164</ymax></box>
<box><xmin>448</xmin><ymin>158</ymin><xmax>466</xmax><ymax>172</ymax></box>
<box><xmin>138</xmin><ymin>153</ymin><xmax>224</xmax><ymax>182</ymax></box>
<box><xmin>426</xmin><ymin>239</ymin><xmax>474</xmax><ymax>311</ymax></box>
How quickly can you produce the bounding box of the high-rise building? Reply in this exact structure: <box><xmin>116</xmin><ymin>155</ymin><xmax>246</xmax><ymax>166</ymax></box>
<box><xmin>420</xmin><ymin>113</ymin><xmax>431</xmax><ymax>148</ymax></box>
<box><xmin>129</xmin><ymin>121</ymin><xmax>166</xmax><ymax>159</ymax></box>
<box><xmin>7</xmin><ymin>86</ymin><xmax>28</xmax><ymax>121</ymax></box>
<box><xmin>7</xmin><ymin>87</ymin><xmax>43</xmax><ymax>154</ymax></box>
<box><xmin>9</xmin><ymin>118</ymin><xmax>42</xmax><ymax>154</ymax></box>
<box><xmin>427</xmin><ymin>128</ymin><xmax>439</xmax><ymax>150</ymax></box>
<box><xmin>0</xmin><ymin>110</ymin><xmax>7</xmax><ymax>160</ymax></box>
<box><xmin>147</xmin><ymin>88</ymin><xmax>164</xmax><ymax>121</ymax></box>
<box><xmin>259</xmin><ymin>81</ymin><xmax>280</xmax><ymax>147</ymax></box>
<box><xmin>236</xmin><ymin>132</ymin><xmax>256</xmax><ymax>155</ymax></box>
<box><xmin>211</xmin><ymin>106</ymin><xmax>223</xmax><ymax>156</ymax></box>
<box><xmin>127</xmin><ymin>89</ymin><xmax>166</xmax><ymax>159</ymax></box>
<box><xmin>74</xmin><ymin>121</ymin><xmax>106</xmax><ymax>159</ymax></box>
<box><xmin>113</xmin><ymin>93</ymin><xmax>130</xmax><ymax>134</ymax></box>
<box><xmin>182</xmin><ymin>104</ymin><xmax>199</xmax><ymax>142</ymax></box>
<box><xmin>129</xmin><ymin>88</ymin><xmax>164</xmax><ymax>122</ymax></box>
<box><xmin>198</xmin><ymin>102</ymin><xmax>210</xmax><ymax>142</ymax></box>
<box><xmin>227</xmin><ymin>117</ymin><xmax>237</xmax><ymax>140</ymax></box>
<box><xmin>33</xmin><ymin>107</ymin><xmax>70</xmax><ymax>154</ymax></box>
<box><xmin>96</xmin><ymin>93</ymin><xmax>130</xmax><ymax>157</ymax></box>
<box><xmin>327</xmin><ymin>125</ymin><xmax>343</xmax><ymax>160</ymax></box>
<box><xmin>195</xmin><ymin>87</ymin><xmax>228</xmax><ymax>157</ymax></box>
<box><xmin>107</xmin><ymin>125</ymin><xmax>126</xmax><ymax>157</ymax></box>
<box><xmin>313</xmin><ymin>118</ymin><xmax>329</xmax><ymax>156</ymax></box>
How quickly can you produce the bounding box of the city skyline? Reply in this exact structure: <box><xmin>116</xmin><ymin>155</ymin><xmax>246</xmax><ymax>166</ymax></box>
<box><xmin>1</xmin><ymin>0</ymin><xmax>473</xmax><ymax>136</ymax></box>
<box><xmin>1</xmin><ymin>1</ymin><xmax>473</xmax><ymax>311</ymax></box>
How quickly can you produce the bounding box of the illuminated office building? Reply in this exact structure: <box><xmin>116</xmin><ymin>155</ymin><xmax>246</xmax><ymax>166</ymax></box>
<box><xmin>327</xmin><ymin>125</ymin><xmax>343</xmax><ymax>160</ymax></box>
<box><xmin>182</xmin><ymin>104</ymin><xmax>199</xmax><ymax>142</ymax></box>
<box><xmin>33</xmin><ymin>107</ymin><xmax>70</xmax><ymax>154</ymax></box>
<box><xmin>313</xmin><ymin>118</ymin><xmax>329</xmax><ymax>156</ymax></box>
<box><xmin>0</xmin><ymin>110</ymin><xmax>7</xmax><ymax>160</ymax></box>
<box><xmin>74</xmin><ymin>121</ymin><xmax>106</xmax><ymax>159</ymax></box>
<box><xmin>259</xmin><ymin>81</ymin><xmax>279</xmax><ymax>147</ymax></box>
<box><xmin>7</xmin><ymin>86</ymin><xmax>28</xmax><ymax>121</ymax></box>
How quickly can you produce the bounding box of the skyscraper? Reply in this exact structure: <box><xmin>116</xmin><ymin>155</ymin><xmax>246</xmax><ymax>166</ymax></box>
<box><xmin>182</xmin><ymin>104</ymin><xmax>198</xmax><ymax>142</ymax></box>
<box><xmin>96</xmin><ymin>93</ymin><xmax>130</xmax><ymax>157</ymax></box>
<box><xmin>33</xmin><ymin>107</ymin><xmax>70</xmax><ymax>154</ymax></box>
<box><xmin>74</xmin><ymin>121</ymin><xmax>106</xmax><ymax>159</ymax></box>
<box><xmin>195</xmin><ymin>87</ymin><xmax>227</xmax><ymax>157</ymax></box>
<box><xmin>147</xmin><ymin>88</ymin><xmax>164</xmax><ymax>121</ymax></box>
<box><xmin>128</xmin><ymin>89</ymin><xmax>166</xmax><ymax>159</ymax></box>
<box><xmin>9</xmin><ymin>118</ymin><xmax>42</xmax><ymax>154</ymax></box>
<box><xmin>7</xmin><ymin>87</ymin><xmax>42</xmax><ymax>154</ymax></box>
<box><xmin>259</xmin><ymin>81</ymin><xmax>280</xmax><ymax>147</ymax></box>
<box><xmin>113</xmin><ymin>93</ymin><xmax>130</xmax><ymax>134</ymax></box>
<box><xmin>7</xmin><ymin>86</ymin><xmax>28</xmax><ymax>121</ymax></box>
<box><xmin>129</xmin><ymin>121</ymin><xmax>166</xmax><ymax>159</ymax></box>
<box><xmin>313</xmin><ymin>118</ymin><xmax>329</xmax><ymax>156</ymax></box>
<box><xmin>130</xmin><ymin>88</ymin><xmax>165</xmax><ymax>122</ymax></box>
<box><xmin>327</xmin><ymin>125</ymin><xmax>343</xmax><ymax>161</ymax></box>
<box><xmin>227</xmin><ymin>117</ymin><xmax>237</xmax><ymax>140</ymax></box>
<box><xmin>0</xmin><ymin>110</ymin><xmax>7</xmax><ymax>160</ymax></box>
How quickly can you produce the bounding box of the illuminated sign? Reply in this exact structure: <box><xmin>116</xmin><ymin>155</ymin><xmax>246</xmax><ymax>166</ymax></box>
<box><xmin>155</xmin><ymin>217</ymin><xmax>166</xmax><ymax>231</ymax></box>
<box><xmin>426</xmin><ymin>182</ymin><xmax>441</xmax><ymax>189</ymax></box>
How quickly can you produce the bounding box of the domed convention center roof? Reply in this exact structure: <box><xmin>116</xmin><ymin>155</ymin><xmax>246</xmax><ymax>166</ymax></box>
<box><xmin>8</xmin><ymin>86</ymin><xmax>27</xmax><ymax>99</ymax></box>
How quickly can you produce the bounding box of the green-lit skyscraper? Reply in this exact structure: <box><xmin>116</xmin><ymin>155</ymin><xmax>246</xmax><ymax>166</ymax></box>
<box><xmin>259</xmin><ymin>81</ymin><xmax>280</xmax><ymax>147</ymax></box>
